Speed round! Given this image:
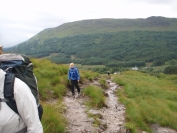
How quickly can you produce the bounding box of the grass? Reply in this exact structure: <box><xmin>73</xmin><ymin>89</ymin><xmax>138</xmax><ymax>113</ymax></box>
<box><xmin>32</xmin><ymin>58</ymin><xmax>68</xmax><ymax>100</ymax></box>
<box><xmin>113</xmin><ymin>71</ymin><xmax>177</xmax><ymax>133</ymax></box>
<box><xmin>31</xmin><ymin>58</ymin><xmax>100</xmax><ymax>133</ymax></box>
<box><xmin>71</xmin><ymin>64</ymin><xmax>106</xmax><ymax>69</ymax></box>
<box><xmin>80</xmin><ymin>70</ymin><xmax>100</xmax><ymax>82</ymax></box>
<box><xmin>87</xmin><ymin>112</ymin><xmax>105</xmax><ymax>128</ymax></box>
<box><xmin>41</xmin><ymin>100</ymin><xmax>67</xmax><ymax>133</ymax></box>
<box><xmin>31</xmin><ymin>58</ymin><xmax>177</xmax><ymax>132</ymax></box>
<box><xmin>82</xmin><ymin>85</ymin><xmax>105</xmax><ymax>108</ymax></box>
<box><xmin>99</xmin><ymin>77</ymin><xmax>108</xmax><ymax>89</ymax></box>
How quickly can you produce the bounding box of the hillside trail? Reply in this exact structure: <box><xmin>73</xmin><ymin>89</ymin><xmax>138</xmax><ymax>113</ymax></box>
<box><xmin>63</xmin><ymin>78</ymin><xmax>126</xmax><ymax>133</ymax></box>
<box><xmin>63</xmin><ymin>78</ymin><xmax>177</xmax><ymax>133</ymax></box>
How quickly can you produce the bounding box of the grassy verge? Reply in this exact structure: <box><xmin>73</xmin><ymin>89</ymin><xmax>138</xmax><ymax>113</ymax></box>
<box><xmin>32</xmin><ymin>58</ymin><xmax>68</xmax><ymax>100</ymax></box>
<box><xmin>31</xmin><ymin>58</ymin><xmax>100</xmax><ymax>133</ymax></box>
<box><xmin>80</xmin><ymin>70</ymin><xmax>100</xmax><ymax>82</ymax></box>
<box><xmin>113</xmin><ymin>71</ymin><xmax>177</xmax><ymax>133</ymax></box>
<box><xmin>82</xmin><ymin>85</ymin><xmax>105</xmax><ymax>108</ymax></box>
<box><xmin>99</xmin><ymin>77</ymin><xmax>108</xmax><ymax>89</ymax></box>
<box><xmin>41</xmin><ymin>100</ymin><xmax>67</xmax><ymax>133</ymax></box>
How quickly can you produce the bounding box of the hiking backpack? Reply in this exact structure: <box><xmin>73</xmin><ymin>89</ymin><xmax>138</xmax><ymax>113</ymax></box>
<box><xmin>0</xmin><ymin>53</ymin><xmax>43</xmax><ymax>120</ymax></box>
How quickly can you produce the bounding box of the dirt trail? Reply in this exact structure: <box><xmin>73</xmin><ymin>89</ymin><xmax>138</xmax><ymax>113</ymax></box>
<box><xmin>63</xmin><ymin>79</ymin><xmax>126</xmax><ymax>133</ymax></box>
<box><xmin>63</xmin><ymin>79</ymin><xmax>177</xmax><ymax>133</ymax></box>
<box><xmin>63</xmin><ymin>96</ymin><xmax>98</xmax><ymax>133</ymax></box>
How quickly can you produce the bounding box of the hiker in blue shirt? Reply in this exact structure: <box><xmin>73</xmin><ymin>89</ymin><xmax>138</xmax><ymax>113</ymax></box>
<box><xmin>68</xmin><ymin>63</ymin><xmax>81</xmax><ymax>98</ymax></box>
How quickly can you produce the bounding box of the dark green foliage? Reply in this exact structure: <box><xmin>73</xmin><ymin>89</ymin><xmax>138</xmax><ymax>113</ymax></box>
<box><xmin>164</xmin><ymin>66</ymin><xmax>177</xmax><ymax>74</ymax></box>
<box><xmin>152</xmin><ymin>60</ymin><xmax>165</xmax><ymax>66</ymax></box>
<box><xmin>6</xmin><ymin>31</ymin><xmax>177</xmax><ymax>67</ymax></box>
<box><xmin>107</xmin><ymin>61</ymin><xmax>146</xmax><ymax>67</ymax></box>
<box><xmin>50</xmin><ymin>53</ymin><xmax>71</xmax><ymax>64</ymax></box>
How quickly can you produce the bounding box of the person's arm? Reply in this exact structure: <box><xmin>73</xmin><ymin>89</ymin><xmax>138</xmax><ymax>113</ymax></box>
<box><xmin>14</xmin><ymin>78</ymin><xmax>43</xmax><ymax>133</ymax></box>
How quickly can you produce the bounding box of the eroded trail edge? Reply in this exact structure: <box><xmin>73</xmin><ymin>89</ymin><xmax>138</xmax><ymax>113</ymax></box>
<box><xmin>63</xmin><ymin>79</ymin><xmax>126</xmax><ymax>133</ymax></box>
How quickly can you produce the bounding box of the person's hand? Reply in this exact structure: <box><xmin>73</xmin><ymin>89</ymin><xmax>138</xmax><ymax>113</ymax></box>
<box><xmin>78</xmin><ymin>80</ymin><xmax>79</xmax><ymax>82</ymax></box>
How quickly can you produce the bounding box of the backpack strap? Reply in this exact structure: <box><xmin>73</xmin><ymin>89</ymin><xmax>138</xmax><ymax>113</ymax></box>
<box><xmin>15</xmin><ymin>127</ymin><xmax>27</xmax><ymax>133</ymax></box>
<box><xmin>4</xmin><ymin>73</ymin><xmax>19</xmax><ymax>114</ymax></box>
<box><xmin>3</xmin><ymin>72</ymin><xmax>43</xmax><ymax>120</ymax></box>
<box><xmin>4</xmin><ymin>73</ymin><xmax>15</xmax><ymax>98</ymax></box>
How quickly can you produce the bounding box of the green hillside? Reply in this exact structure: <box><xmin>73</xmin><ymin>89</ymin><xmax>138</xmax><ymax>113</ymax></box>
<box><xmin>5</xmin><ymin>16</ymin><xmax>177</xmax><ymax>68</ymax></box>
<box><xmin>33</xmin><ymin>58</ymin><xmax>177</xmax><ymax>133</ymax></box>
<box><xmin>31</xmin><ymin>16</ymin><xmax>177</xmax><ymax>41</ymax></box>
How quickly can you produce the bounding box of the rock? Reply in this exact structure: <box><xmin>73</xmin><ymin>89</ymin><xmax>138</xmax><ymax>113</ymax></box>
<box><xmin>100</xmin><ymin>125</ymin><xmax>106</xmax><ymax>131</ymax></box>
<box><xmin>85</xmin><ymin>118</ymin><xmax>95</xmax><ymax>123</ymax></box>
<box><xmin>100</xmin><ymin>120</ymin><xmax>107</xmax><ymax>126</ymax></box>
<box><xmin>84</xmin><ymin>129</ymin><xmax>91</xmax><ymax>132</ymax></box>
<box><xmin>118</xmin><ymin>122</ymin><xmax>123</xmax><ymax>126</ymax></box>
<box><xmin>118</xmin><ymin>126</ymin><xmax>127</xmax><ymax>133</ymax></box>
<box><xmin>104</xmin><ymin>92</ymin><xmax>109</xmax><ymax>97</ymax></box>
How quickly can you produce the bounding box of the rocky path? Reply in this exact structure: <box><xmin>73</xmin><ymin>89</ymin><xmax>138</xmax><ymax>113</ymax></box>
<box><xmin>63</xmin><ymin>79</ymin><xmax>126</xmax><ymax>133</ymax></box>
<box><xmin>63</xmin><ymin>96</ymin><xmax>99</xmax><ymax>133</ymax></box>
<box><xmin>63</xmin><ymin>78</ymin><xmax>177</xmax><ymax>133</ymax></box>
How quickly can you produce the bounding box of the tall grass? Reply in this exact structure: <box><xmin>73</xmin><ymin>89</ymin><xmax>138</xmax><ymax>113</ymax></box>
<box><xmin>99</xmin><ymin>77</ymin><xmax>108</xmax><ymax>89</ymax></box>
<box><xmin>80</xmin><ymin>70</ymin><xmax>100</xmax><ymax>82</ymax></box>
<box><xmin>113</xmin><ymin>71</ymin><xmax>177</xmax><ymax>133</ymax></box>
<box><xmin>31</xmin><ymin>58</ymin><xmax>100</xmax><ymax>132</ymax></box>
<box><xmin>83</xmin><ymin>85</ymin><xmax>105</xmax><ymax>108</ymax></box>
<box><xmin>41</xmin><ymin>101</ymin><xmax>67</xmax><ymax>133</ymax></box>
<box><xmin>32</xmin><ymin>58</ymin><xmax>68</xmax><ymax>100</ymax></box>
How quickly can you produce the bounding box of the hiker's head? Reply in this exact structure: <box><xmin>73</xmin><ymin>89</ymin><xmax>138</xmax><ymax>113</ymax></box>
<box><xmin>70</xmin><ymin>63</ymin><xmax>74</xmax><ymax>68</ymax></box>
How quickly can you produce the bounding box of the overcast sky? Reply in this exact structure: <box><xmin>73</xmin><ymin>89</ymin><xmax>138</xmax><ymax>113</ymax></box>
<box><xmin>1</xmin><ymin>0</ymin><xmax>177</xmax><ymax>48</ymax></box>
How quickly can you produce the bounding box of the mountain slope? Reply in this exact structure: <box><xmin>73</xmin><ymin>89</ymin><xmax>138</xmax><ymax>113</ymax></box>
<box><xmin>5</xmin><ymin>16</ymin><xmax>177</xmax><ymax>67</ymax></box>
<box><xmin>31</xmin><ymin>16</ymin><xmax>177</xmax><ymax>41</ymax></box>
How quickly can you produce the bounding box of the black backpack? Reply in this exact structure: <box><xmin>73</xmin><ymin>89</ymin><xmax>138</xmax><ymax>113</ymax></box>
<box><xmin>0</xmin><ymin>54</ymin><xmax>43</xmax><ymax>120</ymax></box>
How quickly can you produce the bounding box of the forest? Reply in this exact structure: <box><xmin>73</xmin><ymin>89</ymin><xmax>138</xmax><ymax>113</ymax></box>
<box><xmin>6</xmin><ymin>31</ymin><xmax>177</xmax><ymax>68</ymax></box>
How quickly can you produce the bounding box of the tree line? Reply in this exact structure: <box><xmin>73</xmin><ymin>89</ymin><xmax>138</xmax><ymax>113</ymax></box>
<box><xmin>5</xmin><ymin>31</ymin><xmax>177</xmax><ymax>68</ymax></box>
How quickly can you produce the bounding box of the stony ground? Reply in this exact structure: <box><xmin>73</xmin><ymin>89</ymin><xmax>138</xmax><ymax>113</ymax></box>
<box><xmin>63</xmin><ymin>78</ymin><xmax>177</xmax><ymax>133</ymax></box>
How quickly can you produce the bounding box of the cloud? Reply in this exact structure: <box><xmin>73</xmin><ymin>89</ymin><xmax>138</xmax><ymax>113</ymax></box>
<box><xmin>0</xmin><ymin>0</ymin><xmax>177</xmax><ymax>48</ymax></box>
<box><xmin>129</xmin><ymin>0</ymin><xmax>175</xmax><ymax>4</ymax></box>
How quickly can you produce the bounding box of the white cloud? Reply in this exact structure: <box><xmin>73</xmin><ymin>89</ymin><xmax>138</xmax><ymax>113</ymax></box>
<box><xmin>0</xmin><ymin>0</ymin><xmax>177</xmax><ymax>48</ymax></box>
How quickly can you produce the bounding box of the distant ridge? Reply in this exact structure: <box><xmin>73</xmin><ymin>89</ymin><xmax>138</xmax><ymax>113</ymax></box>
<box><xmin>29</xmin><ymin>16</ymin><xmax>177</xmax><ymax>41</ymax></box>
<box><xmin>5</xmin><ymin>16</ymin><xmax>177</xmax><ymax>67</ymax></box>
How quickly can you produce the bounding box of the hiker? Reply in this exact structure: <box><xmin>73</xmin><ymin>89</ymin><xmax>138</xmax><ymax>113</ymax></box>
<box><xmin>68</xmin><ymin>63</ymin><xmax>81</xmax><ymax>97</ymax></box>
<box><xmin>107</xmin><ymin>71</ymin><xmax>110</xmax><ymax>76</ymax></box>
<box><xmin>0</xmin><ymin>69</ymin><xmax>43</xmax><ymax>133</ymax></box>
<box><xmin>0</xmin><ymin>45</ymin><xmax>3</xmax><ymax>55</ymax></box>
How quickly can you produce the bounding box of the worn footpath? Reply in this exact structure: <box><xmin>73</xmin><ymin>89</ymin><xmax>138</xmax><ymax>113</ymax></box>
<box><xmin>63</xmin><ymin>79</ymin><xmax>177</xmax><ymax>133</ymax></box>
<box><xmin>63</xmin><ymin>79</ymin><xmax>126</xmax><ymax>133</ymax></box>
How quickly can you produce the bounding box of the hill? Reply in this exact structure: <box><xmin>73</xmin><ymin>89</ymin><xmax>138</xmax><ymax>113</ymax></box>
<box><xmin>32</xmin><ymin>58</ymin><xmax>177</xmax><ymax>133</ymax></box>
<box><xmin>4</xmin><ymin>16</ymin><xmax>177</xmax><ymax>68</ymax></box>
